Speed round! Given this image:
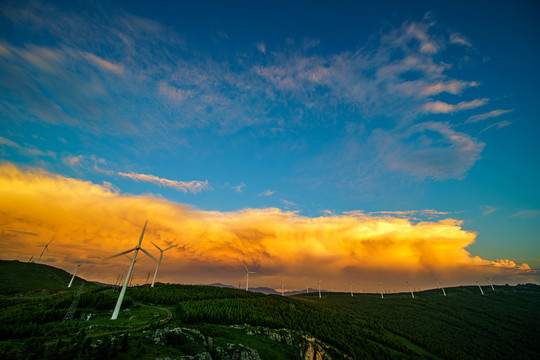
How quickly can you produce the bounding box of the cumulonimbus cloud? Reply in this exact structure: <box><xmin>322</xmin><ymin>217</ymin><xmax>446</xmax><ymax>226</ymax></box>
<box><xmin>0</xmin><ymin>163</ymin><xmax>533</xmax><ymax>291</ymax></box>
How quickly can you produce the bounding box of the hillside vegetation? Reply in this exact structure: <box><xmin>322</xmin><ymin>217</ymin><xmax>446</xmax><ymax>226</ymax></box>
<box><xmin>0</xmin><ymin>260</ymin><xmax>538</xmax><ymax>359</ymax></box>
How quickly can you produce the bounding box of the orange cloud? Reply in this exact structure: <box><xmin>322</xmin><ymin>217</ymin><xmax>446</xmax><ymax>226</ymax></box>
<box><xmin>0</xmin><ymin>163</ymin><xmax>533</xmax><ymax>292</ymax></box>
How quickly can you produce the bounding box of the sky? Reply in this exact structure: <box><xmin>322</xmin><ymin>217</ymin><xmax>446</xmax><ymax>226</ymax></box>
<box><xmin>1</xmin><ymin>0</ymin><xmax>539</xmax><ymax>292</ymax></box>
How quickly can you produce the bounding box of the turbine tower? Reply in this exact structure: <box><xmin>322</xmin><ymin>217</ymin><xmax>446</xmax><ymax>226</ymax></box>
<box><xmin>36</xmin><ymin>238</ymin><xmax>54</xmax><ymax>264</ymax></box>
<box><xmin>68</xmin><ymin>264</ymin><xmax>80</xmax><ymax>288</ymax></box>
<box><xmin>105</xmin><ymin>221</ymin><xmax>157</xmax><ymax>320</ymax></box>
<box><xmin>379</xmin><ymin>282</ymin><xmax>384</xmax><ymax>299</ymax></box>
<box><xmin>406</xmin><ymin>280</ymin><xmax>415</xmax><ymax>299</ymax></box>
<box><xmin>476</xmin><ymin>280</ymin><xmax>484</xmax><ymax>295</ymax></box>
<box><xmin>244</xmin><ymin>265</ymin><xmax>255</xmax><ymax>291</ymax></box>
<box><xmin>349</xmin><ymin>281</ymin><xmax>353</xmax><ymax>297</ymax></box>
<box><xmin>436</xmin><ymin>279</ymin><xmax>446</xmax><ymax>296</ymax></box>
<box><xmin>487</xmin><ymin>277</ymin><xmax>495</xmax><ymax>291</ymax></box>
<box><xmin>150</xmin><ymin>242</ymin><xmax>177</xmax><ymax>287</ymax></box>
<box><xmin>318</xmin><ymin>280</ymin><xmax>321</xmax><ymax>298</ymax></box>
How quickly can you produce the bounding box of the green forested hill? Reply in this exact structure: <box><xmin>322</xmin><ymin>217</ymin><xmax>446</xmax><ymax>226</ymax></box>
<box><xmin>0</xmin><ymin>260</ymin><xmax>538</xmax><ymax>360</ymax></box>
<box><xmin>0</xmin><ymin>260</ymin><xmax>92</xmax><ymax>295</ymax></box>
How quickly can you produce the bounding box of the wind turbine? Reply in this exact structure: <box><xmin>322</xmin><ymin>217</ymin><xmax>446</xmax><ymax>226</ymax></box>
<box><xmin>487</xmin><ymin>277</ymin><xmax>495</xmax><ymax>291</ymax></box>
<box><xmin>406</xmin><ymin>280</ymin><xmax>415</xmax><ymax>298</ymax></box>
<box><xmin>36</xmin><ymin>238</ymin><xmax>54</xmax><ymax>264</ymax></box>
<box><xmin>476</xmin><ymin>280</ymin><xmax>484</xmax><ymax>295</ymax></box>
<box><xmin>379</xmin><ymin>282</ymin><xmax>384</xmax><ymax>299</ymax></box>
<box><xmin>105</xmin><ymin>221</ymin><xmax>157</xmax><ymax>320</ymax></box>
<box><xmin>436</xmin><ymin>279</ymin><xmax>446</xmax><ymax>296</ymax></box>
<box><xmin>349</xmin><ymin>281</ymin><xmax>353</xmax><ymax>297</ymax></box>
<box><xmin>244</xmin><ymin>265</ymin><xmax>255</xmax><ymax>291</ymax></box>
<box><xmin>150</xmin><ymin>242</ymin><xmax>177</xmax><ymax>287</ymax></box>
<box><xmin>318</xmin><ymin>280</ymin><xmax>321</xmax><ymax>298</ymax></box>
<box><xmin>68</xmin><ymin>264</ymin><xmax>80</xmax><ymax>288</ymax></box>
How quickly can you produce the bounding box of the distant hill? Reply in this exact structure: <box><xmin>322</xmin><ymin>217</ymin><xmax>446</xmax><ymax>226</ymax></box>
<box><xmin>0</xmin><ymin>259</ymin><xmax>94</xmax><ymax>295</ymax></box>
<box><xmin>204</xmin><ymin>283</ymin><xmax>320</xmax><ymax>296</ymax></box>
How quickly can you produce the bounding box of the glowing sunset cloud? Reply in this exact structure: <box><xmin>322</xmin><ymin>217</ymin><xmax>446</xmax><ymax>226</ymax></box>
<box><xmin>0</xmin><ymin>163</ymin><xmax>532</xmax><ymax>291</ymax></box>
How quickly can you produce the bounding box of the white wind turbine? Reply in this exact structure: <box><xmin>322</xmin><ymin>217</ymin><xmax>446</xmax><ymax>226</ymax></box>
<box><xmin>306</xmin><ymin>279</ymin><xmax>309</xmax><ymax>294</ymax></box>
<box><xmin>150</xmin><ymin>242</ymin><xmax>177</xmax><ymax>287</ymax></box>
<box><xmin>487</xmin><ymin>277</ymin><xmax>495</xmax><ymax>291</ymax></box>
<box><xmin>318</xmin><ymin>280</ymin><xmax>321</xmax><ymax>298</ymax></box>
<box><xmin>68</xmin><ymin>264</ymin><xmax>80</xmax><ymax>288</ymax></box>
<box><xmin>244</xmin><ymin>265</ymin><xmax>255</xmax><ymax>291</ymax></box>
<box><xmin>105</xmin><ymin>221</ymin><xmax>157</xmax><ymax>320</ymax></box>
<box><xmin>349</xmin><ymin>281</ymin><xmax>354</xmax><ymax>297</ymax></box>
<box><xmin>476</xmin><ymin>280</ymin><xmax>484</xmax><ymax>295</ymax></box>
<box><xmin>406</xmin><ymin>280</ymin><xmax>415</xmax><ymax>299</ymax></box>
<box><xmin>36</xmin><ymin>238</ymin><xmax>54</xmax><ymax>264</ymax></box>
<box><xmin>379</xmin><ymin>282</ymin><xmax>384</xmax><ymax>299</ymax></box>
<box><xmin>436</xmin><ymin>279</ymin><xmax>446</xmax><ymax>296</ymax></box>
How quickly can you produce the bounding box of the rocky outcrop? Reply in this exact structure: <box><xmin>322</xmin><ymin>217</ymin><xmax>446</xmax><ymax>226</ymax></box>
<box><xmin>148</xmin><ymin>326</ymin><xmax>260</xmax><ymax>360</ymax></box>
<box><xmin>229</xmin><ymin>324</ymin><xmax>350</xmax><ymax>360</ymax></box>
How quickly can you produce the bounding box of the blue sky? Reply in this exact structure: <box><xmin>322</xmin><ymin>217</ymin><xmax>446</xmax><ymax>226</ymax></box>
<box><xmin>1</xmin><ymin>0</ymin><xmax>539</xmax><ymax>274</ymax></box>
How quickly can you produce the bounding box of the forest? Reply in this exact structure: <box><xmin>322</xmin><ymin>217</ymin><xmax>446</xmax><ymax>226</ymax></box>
<box><xmin>0</xmin><ymin>260</ymin><xmax>538</xmax><ymax>359</ymax></box>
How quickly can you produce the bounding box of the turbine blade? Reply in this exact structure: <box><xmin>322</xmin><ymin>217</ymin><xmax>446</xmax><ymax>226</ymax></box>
<box><xmin>151</xmin><ymin>241</ymin><xmax>162</xmax><ymax>252</ymax></box>
<box><xmin>104</xmin><ymin>248</ymin><xmax>136</xmax><ymax>261</ymax></box>
<box><xmin>139</xmin><ymin>248</ymin><xmax>158</xmax><ymax>262</ymax></box>
<box><xmin>164</xmin><ymin>244</ymin><xmax>177</xmax><ymax>251</ymax></box>
<box><xmin>47</xmin><ymin>238</ymin><xmax>55</xmax><ymax>246</ymax></box>
<box><xmin>138</xmin><ymin>220</ymin><xmax>148</xmax><ymax>246</ymax></box>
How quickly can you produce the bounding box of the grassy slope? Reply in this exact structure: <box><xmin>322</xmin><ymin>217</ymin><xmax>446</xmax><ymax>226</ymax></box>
<box><xmin>0</xmin><ymin>260</ymin><xmax>92</xmax><ymax>295</ymax></box>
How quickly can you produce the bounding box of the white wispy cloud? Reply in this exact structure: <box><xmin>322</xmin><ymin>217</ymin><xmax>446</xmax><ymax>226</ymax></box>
<box><xmin>21</xmin><ymin>147</ymin><xmax>56</xmax><ymax>158</ymax></box>
<box><xmin>481</xmin><ymin>205</ymin><xmax>497</xmax><ymax>215</ymax></box>
<box><xmin>62</xmin><ymin>155</ymin><xmax>84</xmax><ymax>167</ymax></box>
<box><xmin>370</xmin><ymin>209</ymin><xmax>454</xmax><ymax>219</ymax></box>
<box><xmin>420</xmin><ymin>80</ymin><xmax>478</xmax><ymax>96</ymax></box>
<box><xmin>511</xmin><ymin>210</ymin><xmax>540</xmax><ymax>219</ymax></box>
<box><xmin>423</xmin><ymin>98</ymin><xmax>488</xmax><ymax>114</ymax></box>
<box><xmin>117</xmin><ymin>171</ymin><xmax>210</xmax><ymax>194</ymax></box>
<box><xmin>82</xmin><ymin>51</ymin><xmax>124</xmax><ymax>74</ymax></box>
<box><xmin>0</xmin><ymin>2</ymin><xmax>500</xmax><ymax>186</ymax></box>
<box><xmin>256</xmin><ymin>42</ymin><xmax>266</xmax><ymax>54</ymax></box>
<box><xmin>481</xmin><ymin>120</ymin><xmax>512</xmax><ymax>132</ymax></box>
<box><xmin>0</xmin><ymin>136</ymin><xmax>21</xmax><ymax>148</ymax></box>
<box><xmin>233</xmin><ymin>183</ymin><xmax>246</xmax><ymax>193</ymax></box>
<box><xmin>158</xmin><ymin>81</ymin><xmax>191</xmax><ymax>103</ymax></box>
<box><xmin>373</xmin><ymin>121</ymin><xmax>485</xmax><ymax>180</ymax></box>
<box><xmin>449</xmin><ymin>32</ymin><xmax>472</xmax><ymax>47</ymax></box>
<box><xmin>258</xmin><ymin>189</ymin><xmax>275</xmax><ymax>197</ymax></box>
<box><xmin>467</xmin><ymin>109</ymin><xmax>513</xmax><ymax>123</ymax></box>
<box><xmin>281</xmin><ymin>199</ymin><xmax>296</xmax><ymax>207</ymax></box>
